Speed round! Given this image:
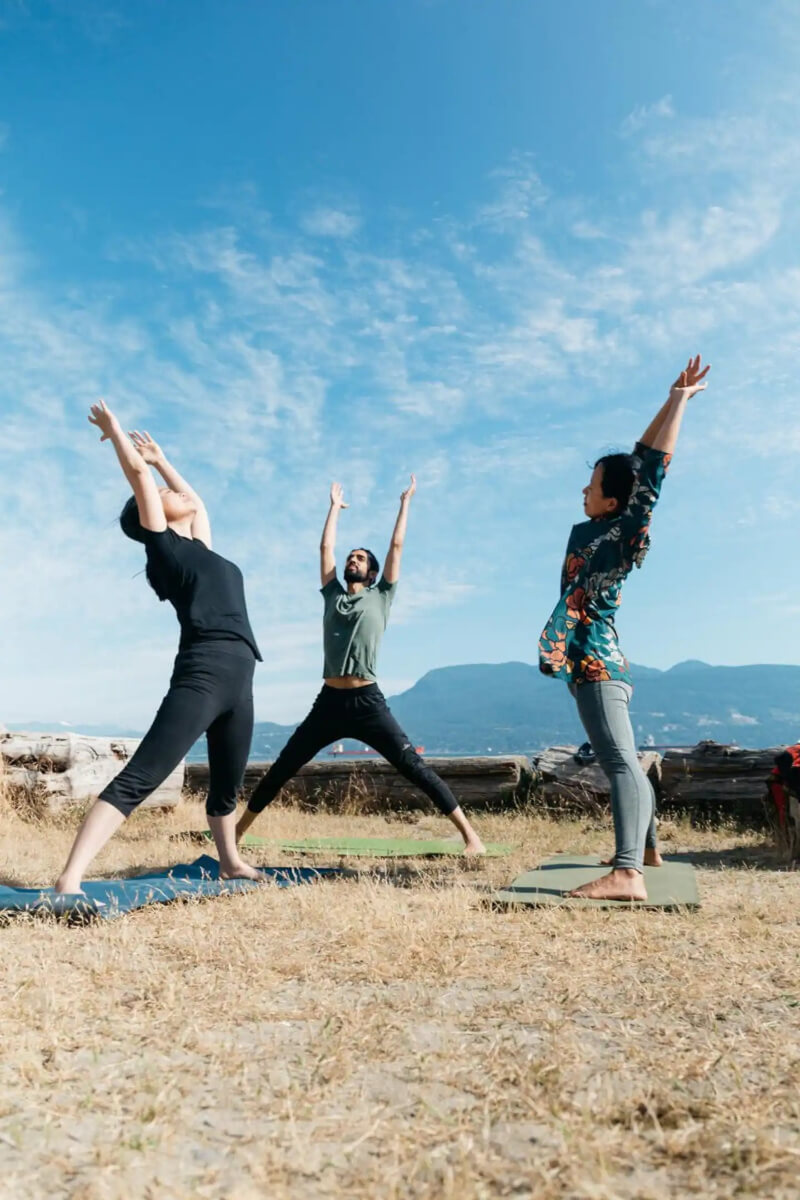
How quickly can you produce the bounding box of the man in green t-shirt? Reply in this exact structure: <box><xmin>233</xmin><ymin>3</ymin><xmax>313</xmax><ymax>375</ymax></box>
<box><xmin>237</xmin><ymin>478</ymin><xmax>485</xmax><ymax>854</ymax></box>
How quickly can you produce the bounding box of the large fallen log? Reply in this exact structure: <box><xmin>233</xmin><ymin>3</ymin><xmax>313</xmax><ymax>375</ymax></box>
<box><xmin>185</xmin><ymin>755</ymin><xmax>535</xmax><ymax>811</ymax></box>
<box><xmin>533</xmin><ymin>745</ymin><xmax>663</xmax><ymax>815</ymax></box>
<box><xmin>534</xmin><ymin>740</ymin><xmax>779</xmax><ymax>826</ymax></box>
<box><xmin>659</xmin><ymin>741</ymin><xmax>778</xmax><ymax>826</ymax></box>
<box><xmin>0</xmin><ymin>731</ymin><xmax>184</xmax><ymax>810</ymax></box>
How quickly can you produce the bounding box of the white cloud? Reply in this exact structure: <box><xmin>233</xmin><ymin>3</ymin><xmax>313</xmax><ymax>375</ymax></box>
<box><xmin>390</xmin><ymin>380</ymin><xmax>464</xmax><ymax>421</ymax></box>
<box><xmin>301</xmin><ymin>207</ymin><xmax>361</xmax><ymax>239</ymax></box>
<box><xmin>730</xmin><ymin>711</ymin><xmax>760</xmax><ymax>726</ymax></box>
<box><xmin>624</xmin><ymin>191</ymin><xmax>782</xmax><ymax>290</ymax></box>
<box><xmin>6</xmin><ymin>67</ymin><xmax>800</xmax><ymax>725</ymax></box>
<box><xmin>392</xmin><ymin>579</ymin><xmax>476</xmax><ymax>624</ymax></box>
<box><xmin>475</xmin><ymin>153</ymin><xmax>548</xmax><ymax>231</ymax></box>
<box><xmin>620</xmin><ymin>95</ymin><xmax>675</xmax><ymax>138</ymax></box>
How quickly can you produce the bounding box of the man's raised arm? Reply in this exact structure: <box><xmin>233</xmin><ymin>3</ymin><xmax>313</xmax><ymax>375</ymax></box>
<box><xmin>382</xmin><ymin>475</ymin><xmax>416</xmax><ymax>585</ymax></box>
<box><xmin>320</xmin><ymin>481</ymin><xmax>348</xmax><ymax>587</ymax></box>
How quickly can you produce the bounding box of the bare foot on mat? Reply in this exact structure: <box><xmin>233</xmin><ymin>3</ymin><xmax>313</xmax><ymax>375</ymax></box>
<box><xmin>220</xmin><ymin>862</ymin><xmax>265</xmax><ymax>883</ymax></box>
<box><xmin>568</xmin><ymin>868</ymin><xmax>648</xmax><ymax>902</ymax></box>
<box><xmin>463</xmin><ymin>837</ymin><xmax>487</xmax><ymax>857</ymax></box>
<box><xmin>54</xmin><ymin>874</ymin><xmax>85</xmax><ymax>895</ymax></box>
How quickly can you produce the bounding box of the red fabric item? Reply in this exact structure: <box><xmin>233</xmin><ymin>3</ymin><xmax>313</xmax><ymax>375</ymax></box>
<box><xmin>765</xmin><ymin>743</ymin><xmax>800</xmax><ymax>862</ymax></box>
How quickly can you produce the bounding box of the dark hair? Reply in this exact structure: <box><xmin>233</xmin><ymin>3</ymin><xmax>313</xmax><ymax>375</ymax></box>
<box><xmin>594</xmin><ymin>453</ymin><xmax>637</xmax><ymax>516</ymax></box>
<box><xmin>351</xmin><ymin>547</ymin><xmax>380</xmax><ymax>581</ymax></box>
<box><xmin>119</xmin><ymin>495</ymin><xmax>148</xmax><ymax>543</ymax></box>
<box><xmin>119</xmin><ymin>495</ymin><xmax>169</xmax><ymax>599</ymax></box>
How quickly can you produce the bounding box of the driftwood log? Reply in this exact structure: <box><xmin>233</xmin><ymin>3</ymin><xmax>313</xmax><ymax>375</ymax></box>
<box><xmin>659</xmin><ymin>741</ymin><xmax>778</xmax><ymax>826</ymax></box>
<box><xmin>0</xmin><ymin>732</ymin><xmax>184</xmax><ymax>810</ymax></box>
<box><xmin>185</xmin><ymin>755</ymin><xmax>535</xmax><ymax>812</ymax></box>
<box><xmin>2</xmin><ymin>729</ymin><xmax>782</xmax><ymax>827</ymax></box>
<box><xmin>535</xmin><ymin>740</ymin><xmax>778</xmax><ymax>826</ymax></box>
<box><xmin>534</xmin><ymin>745</ymin><xmax>662</xmax><ymax>815</ymax></box>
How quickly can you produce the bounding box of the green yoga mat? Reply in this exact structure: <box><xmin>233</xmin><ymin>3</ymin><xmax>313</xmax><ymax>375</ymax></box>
<box><xmin>199</xmin><ymin>832</ymin><xmax>512</xmax><ymax>857</ymax></box>
<box><xmin>494</xmin><ymin>855</ymin><xmax>700</xmax><ymax>910</ymax></box>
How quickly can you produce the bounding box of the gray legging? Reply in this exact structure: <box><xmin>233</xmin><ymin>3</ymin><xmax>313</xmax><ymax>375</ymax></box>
<box><xmin>571</xmin><ymin>680</ymin><xmax>657</xmax><ymax>871</ymax></box>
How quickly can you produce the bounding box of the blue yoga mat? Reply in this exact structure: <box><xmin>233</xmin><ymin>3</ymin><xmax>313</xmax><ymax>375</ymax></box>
<box><xmin>0</xmin><ymin>855</ymin><xmax>345</xmax><ymax>920</ymax></box>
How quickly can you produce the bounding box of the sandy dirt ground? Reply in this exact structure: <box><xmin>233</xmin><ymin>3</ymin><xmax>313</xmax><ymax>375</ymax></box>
<box><xmin>1</xmin><ymin>793</ymin><xmax>798</xmax><ymax>1200</ymax></box>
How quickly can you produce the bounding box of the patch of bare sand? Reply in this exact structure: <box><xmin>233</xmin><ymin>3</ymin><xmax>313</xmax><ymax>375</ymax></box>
<box><xmin>0</xmin><ymin>792</ymin><xmax>798</xmax><ymax>1199</ymax></box>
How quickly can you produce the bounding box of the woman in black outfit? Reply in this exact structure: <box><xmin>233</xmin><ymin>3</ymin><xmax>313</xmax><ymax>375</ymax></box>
<box><xmin>55</xmin><ymin>400</ymin><xmax>263</xmax><ymax>893</ymax></box>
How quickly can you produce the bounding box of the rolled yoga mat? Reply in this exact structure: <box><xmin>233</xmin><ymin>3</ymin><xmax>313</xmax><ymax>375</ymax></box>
<box><xmin>493</xmin><ymin>854</ymin><xmax>700</xmax><ymax>910</ymax></box>
<box><xmin>198</xmin><ymin>832</ymin><xmax>513</xmax><ymax>857</ymax></box>
<box><xmin>0</xmin><ymin>855</ymin><xmax>347</xmax><ymax>920</ymax></box>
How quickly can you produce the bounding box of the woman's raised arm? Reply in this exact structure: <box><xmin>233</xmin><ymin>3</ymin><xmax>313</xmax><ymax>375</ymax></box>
<box><xmin>639</xmin><ymin>355</ymin><xmax>710</xmax><ymax>454</ymax></box>
<box><xmin>89</xmin><ymin>401</ymin><xmax>165</xmax><ymax>532</ymax></box>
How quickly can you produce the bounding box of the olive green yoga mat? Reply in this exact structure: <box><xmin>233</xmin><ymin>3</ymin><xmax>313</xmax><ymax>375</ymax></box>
<box><xmin>199</xmin><ymin>832</ymin><xmax>512</xmax><ymax>857</ymax></box>
<box><xmin>494</xmin><ymin>855</ymin><xmax>700</xmax><ymax>910</ymax></box>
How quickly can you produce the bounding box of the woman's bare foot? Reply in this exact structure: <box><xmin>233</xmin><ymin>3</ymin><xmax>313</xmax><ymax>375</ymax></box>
<box><xmin>463</xmin><ymin>836</ymin><xmax>486</xmax><ymax>857</ymax></box>
<box><xmin>54</xmin><ymin>874</ymin><xmax>85</xmax><ymax>895</ymax></box>
<box><xmin>446</xmin><ymin>806</ymin><xmax>486</xmax><ymax>856</ymax></box>
<box><xmin>219</xmin><ymin>860</ymin><xmax>264</xmax><ymax>883</ymax></box>
<box><xmin>568</xmin><ymin>868</ymin><xmax>648</xmax><ymax>902</ymax></box>
<box><xmin>601</xmin><ymin>848</ymin><xmax>664</xmax><ymax>868</ymax></box>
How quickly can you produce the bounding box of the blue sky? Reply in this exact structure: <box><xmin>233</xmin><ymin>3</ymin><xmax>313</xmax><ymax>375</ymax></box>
<box><xmin>1</xmin><ymin>0</ymin><xmax>799</xmax><ymax>728</ymax></box>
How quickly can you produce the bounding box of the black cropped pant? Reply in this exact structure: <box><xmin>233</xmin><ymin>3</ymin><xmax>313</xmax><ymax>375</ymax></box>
<box><xmin>101</xmin><ymin>641</ymin><xmax>255</xmax><ymax>818</ymax></box>
<box><xmin>247</xmin><ymin>684</ymin><xmax>458</xmax><ymax>816</ymax></box>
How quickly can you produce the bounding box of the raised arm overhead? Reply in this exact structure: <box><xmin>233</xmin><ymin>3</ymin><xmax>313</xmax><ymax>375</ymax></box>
<box><xmin>382</xmin><ymin>475</ymin><xmax>416</xmax><ymax>585</ymax></box>
<box><xmin>320</xmin><ymin>481</ymin><xmax>348</xmax><ymax>588</ymax></box>
<box><xmin>130</xmin><ymin>430</ymin><xmax>212</xmax><ymax>548</ymax></box>
<box><xmin>639</xmin><ymin>354</ymin><xmax>710</xmax><ymax>454</ymax></box>
<box><xmin>88</xmin><ymin>400</ymin><xmax>166</xmax><ymax>533</ymax></box>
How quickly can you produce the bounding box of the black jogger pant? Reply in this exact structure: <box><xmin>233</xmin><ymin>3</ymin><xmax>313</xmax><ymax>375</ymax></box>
<box><xmin>101</xmin><ymin>641</ymin><xmax>255</xmax><ymax>818</ymax></box>
<box><xmin>247</xmin><ymin>683</ymin><xmax>458</xmax><ymax>816</ymax></box>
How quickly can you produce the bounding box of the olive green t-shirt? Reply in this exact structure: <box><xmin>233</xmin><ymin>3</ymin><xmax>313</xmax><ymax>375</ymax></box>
<box><xmin>321</xmin><ymin>576</ymin><xmax>398</xmax><ymax>681</ymax></box>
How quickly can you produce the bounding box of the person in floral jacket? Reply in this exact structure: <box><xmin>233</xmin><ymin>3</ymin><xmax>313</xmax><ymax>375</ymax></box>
<box><xmin>539</xmin><ymin>356</ymin><xmax>710</xmax><ymax>900</ymax></box>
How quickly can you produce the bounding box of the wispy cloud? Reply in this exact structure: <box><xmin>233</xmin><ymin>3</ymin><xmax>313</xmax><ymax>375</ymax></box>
<box><xmin>620</xmin><ymin>94</ymin><xmax>675</xmax><ymax>137</ymax></box>
<box><xmin>301</xmin><ymin>207</ymin><xmax>361</xmax><ymax>239</ymax></box>
<box><xmin>4</xmin><ymin>58</ymin><xmax>800</xmax><ymax>723</ymax></box>
<box><xmin>474</xmin><ymin>153</ymin><xmax>548</xmax><ymax>231</ymax></box>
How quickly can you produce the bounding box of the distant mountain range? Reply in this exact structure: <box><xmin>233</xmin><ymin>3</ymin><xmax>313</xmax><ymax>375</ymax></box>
<box><xmin>374</xmin><ymin>660</ymin><xmax>800</xmax><ymax>754</ymax></box>
<box><xmin>10</xmin><ymin>660</ymin><xmax>796</xmax><ymax>756</ymax></box>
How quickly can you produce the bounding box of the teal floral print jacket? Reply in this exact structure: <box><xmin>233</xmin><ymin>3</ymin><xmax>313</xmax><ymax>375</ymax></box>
<box><xmin>539</xmin><ymin>442</ymin><xmax>670</xmax><ymax>687</ymax></box>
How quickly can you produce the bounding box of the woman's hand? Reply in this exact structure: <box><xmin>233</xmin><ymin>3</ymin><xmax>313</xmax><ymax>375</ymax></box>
<box><xmin>129</xmin><ymin>430</ymin><xmax>164</xmax><ymax>466</ymax></box>
<box><xmin>87</xmin><ymin>399</ymin><xmax>119</xmax><ymax>442</ymax></box>
<box><xmin>400</xmin><ymin>474</ymin><xmax>417</xmax><ymax>503</ymax></box>
<box><xmin>330</xmin><ymin>482</ymin><xmax>349</xmax><ymax>509</ymax></box>
<box><xmin>670</xmin><ymin>354</ymin><xmax>710</xmax><ymax>402</ymax></box>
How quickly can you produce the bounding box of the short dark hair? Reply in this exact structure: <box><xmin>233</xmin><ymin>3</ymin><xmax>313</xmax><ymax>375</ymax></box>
<box><xmin>119</xmin><ymin>495</ymin><xmax>168</xmax><ymax>599</ymax></box>
<box><xmin>351</xmin><ymin>547</ymin><xmax>380</xmax><ymax>581</ymax></box>
<box><xmin>594</xmin><ymin>453</ymin><xmax>637</xmax><ymax>516</ymax></box>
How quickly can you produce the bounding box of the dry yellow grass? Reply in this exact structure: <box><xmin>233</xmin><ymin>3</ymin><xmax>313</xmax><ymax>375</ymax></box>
<box><xmin>0</xmin><ymin>791</ymin><xmax>798</xmax><ymax>1200</ymax></box>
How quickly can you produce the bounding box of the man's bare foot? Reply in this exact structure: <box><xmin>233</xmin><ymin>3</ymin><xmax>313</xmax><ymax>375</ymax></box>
<box><xmin>601</xmin><ymin>848</ymin><xmax>664</xmax><ymax>868</ymax></box>
<box><xmin>219</xmin><ymin>861</ymin><xmax>264</xmax><ymax>883</ymax></box>
<box><xmin>463</xmin><ymin>837</ymin><xmax>486</xmax><ymax>857</ymax></box>
<box><xmin>54</xmin><ymin>874</ymin><xmax>85</xmax><ymax>895</ymax></box>
<box><xmin>568</xmin><ymin>868</ymin><xmax>648</xmax><ymax>902</ymax></box>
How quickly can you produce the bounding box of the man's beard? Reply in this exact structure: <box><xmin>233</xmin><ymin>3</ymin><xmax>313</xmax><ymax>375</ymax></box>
<box><xmin>344</xmin><ymin>565</ymin><xmax>369</xmax><ymax>583</ymax></box>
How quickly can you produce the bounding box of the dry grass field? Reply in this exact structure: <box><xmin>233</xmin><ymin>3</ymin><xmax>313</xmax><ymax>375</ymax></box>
<box><xmin>0</xmin><ymin>780</ymin><xmax>798</xmax><ymax>1200</ymax></box>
